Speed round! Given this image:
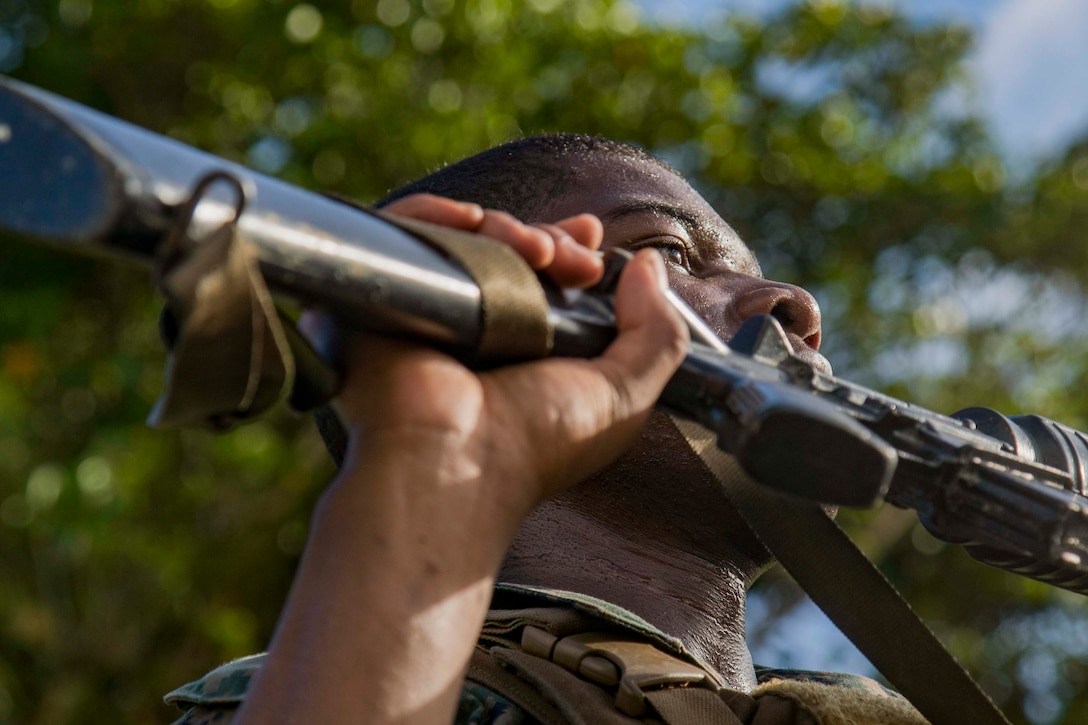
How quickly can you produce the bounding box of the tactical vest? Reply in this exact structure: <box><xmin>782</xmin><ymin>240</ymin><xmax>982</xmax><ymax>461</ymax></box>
<box><xmin>165</xmin><ymin>586</ymin><xmax>927</xmax><ymax>725</ymax></box>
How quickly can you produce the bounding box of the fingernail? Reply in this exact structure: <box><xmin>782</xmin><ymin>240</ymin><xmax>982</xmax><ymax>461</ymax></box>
<box><xmin>584</xmin><ymin>244</ymin><xmax>605</xmax><ymax>265</ymax></box>
<box><xmin>564</xmin><ymin>235</ymin><xmax>603</xmax><ymax>264</ymax></box>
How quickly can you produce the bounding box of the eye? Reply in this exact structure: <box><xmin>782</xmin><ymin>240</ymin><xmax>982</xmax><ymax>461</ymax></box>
<box><xmin>631</xmin><ymin>237</ymin><xmax>694</xmax><ymax>272</ymax></box>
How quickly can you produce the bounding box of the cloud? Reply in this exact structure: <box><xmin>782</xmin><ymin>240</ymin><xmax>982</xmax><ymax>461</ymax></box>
<box><xmin>971</xmin><ymin>0</ymin><xmax>1088</xmax><ymax>160</ymax></box>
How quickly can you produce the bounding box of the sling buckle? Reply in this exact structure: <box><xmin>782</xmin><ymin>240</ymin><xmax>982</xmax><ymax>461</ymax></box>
<box><xmin>521</xmin><ymin>626</ymin><xmax>717</xmax><ymax>717</ymax></box>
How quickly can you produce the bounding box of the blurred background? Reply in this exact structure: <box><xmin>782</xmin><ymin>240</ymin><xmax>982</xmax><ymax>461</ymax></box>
<box><xmin>2</xmin><ymin>0</ymin><xmax>1088</xmax><ymax>722</ymax></box>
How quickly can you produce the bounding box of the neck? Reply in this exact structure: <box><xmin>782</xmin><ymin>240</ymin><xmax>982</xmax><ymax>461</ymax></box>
<box><xmin>500</xmin><ymin>502</ymin><xmax>759</xmax><ymax>691</ymax></box>
<box><xmin>499</xmin><ymin>413</ymin><xmax>772</xmax><ymax>691</ymax></box>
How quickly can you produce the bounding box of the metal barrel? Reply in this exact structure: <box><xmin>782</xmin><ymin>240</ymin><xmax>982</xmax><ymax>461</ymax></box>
<box><xmin>0</xmin><ymin>77</ymin><xmax>483</xmax><ymax>350</ymax></box>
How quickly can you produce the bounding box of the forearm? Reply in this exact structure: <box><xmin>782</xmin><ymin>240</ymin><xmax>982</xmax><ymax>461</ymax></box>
<box><xmin>237</xmin><ymin>438</ymin><xmax>516</xmax><ymax>724</ymax></box>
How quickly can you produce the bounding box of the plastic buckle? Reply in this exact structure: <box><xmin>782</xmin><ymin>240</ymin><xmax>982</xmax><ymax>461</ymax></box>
<box><xmin>521</xmin><ymin>626</ymin><xmax>716</xmax><ymax>717</ymax></box>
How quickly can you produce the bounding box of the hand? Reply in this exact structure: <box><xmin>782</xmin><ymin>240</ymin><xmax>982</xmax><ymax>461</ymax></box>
<box><xmin>242</xmin><ymin>194</ymin><xmax>688</xmax><ymax>725</ymax></box>
<box><xmin>334</xmin><ymin>193</ymin><xmax>687</xmax><ymax>521</ymax></box>
<box><xmin>378</xmin><ymin>192</ymin><xmax>607</xmax><ymax>287</ymax></box>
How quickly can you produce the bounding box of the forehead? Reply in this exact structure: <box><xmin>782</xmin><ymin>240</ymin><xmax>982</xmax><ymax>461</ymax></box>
<box><xmin>536</xmin><ymin>154</ymin><xmax>761</xmax><ymax>276</ymax></box>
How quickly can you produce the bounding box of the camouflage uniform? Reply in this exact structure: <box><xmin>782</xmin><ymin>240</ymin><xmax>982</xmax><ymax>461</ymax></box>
<box><xmin>166</xmin><ymin>584</ymin><xmax>926</xmax><ymax>724</ymax></box>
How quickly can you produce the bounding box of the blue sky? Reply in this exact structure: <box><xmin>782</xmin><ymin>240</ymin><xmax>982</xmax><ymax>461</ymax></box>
<box><xmin>967</xmin><ymin>0</ymin><xmax>1088</xmax><ymax>163</ymax></box>
<box><xmin>640</xmin><ymin>0</ymin><xmax>1088</xmax><ymax>166</ymax></box>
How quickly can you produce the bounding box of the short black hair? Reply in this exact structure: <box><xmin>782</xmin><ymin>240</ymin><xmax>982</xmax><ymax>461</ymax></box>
<box><xmin>377</xmin><ymin>133</ymin><xmax>676</xmax><ymax>218</ymax></box>
<box><xmin>315</xmin><ymin>133</ymin><xmax>676</xmax><ymax>466</ymax></box>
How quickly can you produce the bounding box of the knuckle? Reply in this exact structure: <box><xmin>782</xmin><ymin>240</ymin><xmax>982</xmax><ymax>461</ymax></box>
<box><xmin>547</xmin><ymin>227</ymin><xmax>575</xmax><ymax>247</ymax></box>
<box><xmin>484</xmin><ymin>209</ymin><xmax>517</xmax><ymax>226</ymax></box>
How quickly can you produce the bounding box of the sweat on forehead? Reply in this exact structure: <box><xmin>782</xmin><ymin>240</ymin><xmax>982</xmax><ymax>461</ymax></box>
<box><xmin>378</xmin><ymin>133</ymin><xmax>682</xmax><ymax>220</ymax></box>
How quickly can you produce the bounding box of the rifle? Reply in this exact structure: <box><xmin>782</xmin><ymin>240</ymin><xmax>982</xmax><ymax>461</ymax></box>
<box><xmin>4</xmin><ymin>76</ymin><xmax>1088</xmax><ymax>595</ymax></box>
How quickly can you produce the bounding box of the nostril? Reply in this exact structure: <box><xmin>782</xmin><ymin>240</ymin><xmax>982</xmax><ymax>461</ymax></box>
<box><xmin>771</xmin><ymin>295</ymin><xmax>821</xmax><ymax>351</ymax></box>
<box><xmin>770</xmin><ymin>303</ymin><xmax>795</xmax><ymax>330</ymax></box>
<box><xmin>732</xmin><ymin>280</ymin><xmax>822</xmax><ymax>351</ymax></box>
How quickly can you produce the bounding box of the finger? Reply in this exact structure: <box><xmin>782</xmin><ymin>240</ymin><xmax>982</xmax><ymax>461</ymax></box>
<box><xmin>594</xmin><ymin>250</ymin><xmax>689</xmax><ymax>422</ymax></box>
<box><xmin>499</xmin><ymin>252</ymin><xmax>685</xmax><ymax>498</ymax></box>
<box><xmin>553</xmin><ymin>214</ymin><xmax>604</xmax><ymax>252</ymax></box>
<box><xmin>534</xmin><ymin>223</ymin><xmax>604</xmax><ymax>288</ymax></box>
<box><xmin>478</xmin><ymin>210</ymin><xmax>554</xmax><ymax>269</ymax></box>
<box><xmin>381</xmin><ymin>194</ymin><xmax>485</xmax><ymax>230</ymax></box>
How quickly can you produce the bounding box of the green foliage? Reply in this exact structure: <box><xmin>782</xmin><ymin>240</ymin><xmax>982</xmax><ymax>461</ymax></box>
<box><xmin>3</xmin><ymin>0</ymin><xmax>1088</xmax><ymax>722</ymax></box>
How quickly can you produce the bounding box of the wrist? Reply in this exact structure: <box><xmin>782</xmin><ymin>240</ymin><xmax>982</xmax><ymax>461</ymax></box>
<box><xmin>319</xmin><ymin>428</ymin><xmax>523</xmax><ymax>571</ymax></box>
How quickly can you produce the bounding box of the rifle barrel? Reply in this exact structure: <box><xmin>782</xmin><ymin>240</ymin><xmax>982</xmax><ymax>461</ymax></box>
<box><xmin>0</xmin><ymin>76</ymin><xmax>482</xmax><ymax>349</ymax></box>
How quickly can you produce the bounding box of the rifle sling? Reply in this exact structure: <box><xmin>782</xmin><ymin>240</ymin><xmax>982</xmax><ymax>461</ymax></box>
<box><xmin>151</xmin><ymin>211</ymin><xmax>296</xmax><ymax>430</ymax></box>
<box><xmin>670</xmin><ymin>416</ymin><xmax>1011</xmax><ymax>725</ymax></box>
<box><xmin>370</xmin><ymin>209</ymin><xmax>554</xmax><ymax>365</ymax></box>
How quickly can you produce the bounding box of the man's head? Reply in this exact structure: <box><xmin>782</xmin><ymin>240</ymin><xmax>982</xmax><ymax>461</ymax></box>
<box><xmin>384</xmin><ymin>133</ymin><xmax>822</xmax><ymax>359</ymax></box>
<box><xmin>377</xmin><ymin>134</ymin><xmax>675</xmax><ymax>220</ymax></box>
<box><xmin>316</xmin><ymin>133</ymin><xmax>825</xmax><ymax>469</ymax></box>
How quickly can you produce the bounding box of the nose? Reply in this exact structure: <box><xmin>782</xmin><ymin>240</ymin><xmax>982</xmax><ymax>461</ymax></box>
<box><xmin>733</xmin><ymin>282</ymin><xmax>822</xmax><ymax>351</ymax></box>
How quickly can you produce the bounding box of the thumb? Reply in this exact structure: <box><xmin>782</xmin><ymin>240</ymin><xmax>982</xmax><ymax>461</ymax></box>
<box><xmin>594</xmin><ymin>249</ymin><xmax>689</xmax><ymax>426</ymax></box>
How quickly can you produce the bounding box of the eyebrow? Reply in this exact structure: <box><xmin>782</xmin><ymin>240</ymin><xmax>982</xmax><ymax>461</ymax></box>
<box><xmin>598</xmin><ymin>200</ymin><xmax>763</xmax><ymax>277</ymax></box>
<box><xmin>598</xmin><ymin>200</ymin><xmax>703</xmax><ymax>230</ymax></box>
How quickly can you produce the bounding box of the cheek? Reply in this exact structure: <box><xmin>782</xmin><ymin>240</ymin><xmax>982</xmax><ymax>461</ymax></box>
<box><xmin>666</xmin><ymin>272</ymin><xmax>746</xmax><ymax>343</ymax></box>
<box><xmin>667</xmin><ymin>272</ymin><xmax>724</xmax><ymax>319</ymax></box>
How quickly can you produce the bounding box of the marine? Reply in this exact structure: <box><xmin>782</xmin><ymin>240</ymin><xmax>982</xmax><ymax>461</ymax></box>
<box><xmin>169</xmin><ymin>134</ymin><xmax>925</xmax><ymax>724</ymax></box>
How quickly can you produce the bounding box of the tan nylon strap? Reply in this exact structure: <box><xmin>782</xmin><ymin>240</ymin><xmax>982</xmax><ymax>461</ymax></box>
<box><xmin>466</xmin><ymin>649</ymin><xmax>569</xmax><ymax>725</ymax></box>
<box><xmin>491</xmin><ymin>647</ymin><xmax>642</xmax><ymax>725</ymax></box>
<box><xmin>151</xmin><ymin>220</ymin><xmax>294</xmax><ymax>430</ymax></box>
<box><xmin>645</xmin><ymin>687</ymin><xmax>745</xmax><ymax>725</ymax></box>
<box><xmin>373</xmin><ymin>211</ymin><xmax>553</xmax><ymax>364</ymax></box>
<box><xmin>670</xmin><ymin>416</ymin><xmax>1011</xmax><ymax>725</ymax></box>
